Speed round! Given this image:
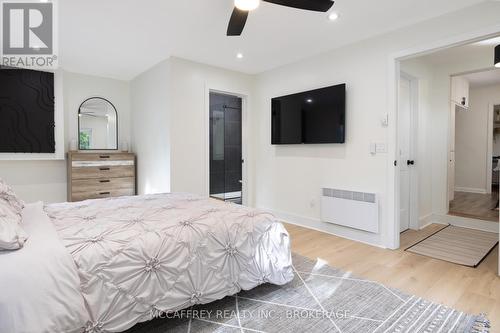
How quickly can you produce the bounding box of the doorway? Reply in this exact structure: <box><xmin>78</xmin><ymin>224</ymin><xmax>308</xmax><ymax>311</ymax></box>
<box><xmin>390</xmin><ymin>34</ymin><xmax>500</xmax><ymax>276</ymax></box>
<box><xmin>398</xmin><ymin>74</ymin><xmax>418</xmax><ymax>233</ymax></box>
<box><xmin>209</xmin><ymin>92</ymin><xmax>243</xmax><ymax>204</ymax></box>
<box><xmin>447</xmin><ymin>71</ymin><xmax>500</xmax><ymax>223</ymax></box>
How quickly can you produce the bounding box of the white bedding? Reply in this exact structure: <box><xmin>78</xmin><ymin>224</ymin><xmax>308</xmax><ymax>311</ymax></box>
<box><xmin>45</xmin><ymin>193</ymin><xmax>293</xmax><ymax>333</ymax></box>
<box><xmin>0</xmin><ymin>202</ymin><xmax>88</xmax><ymax>333</ymax></box>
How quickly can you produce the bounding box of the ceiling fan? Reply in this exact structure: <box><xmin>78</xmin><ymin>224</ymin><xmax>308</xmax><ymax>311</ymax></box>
<box><xmin>227</xmin><ymin>0</ymin><xmax>335</xmax><ymax>36</ymax></box>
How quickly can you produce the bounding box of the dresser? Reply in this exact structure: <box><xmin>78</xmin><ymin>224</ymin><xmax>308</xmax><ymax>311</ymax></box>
<box><xmin>67</xmin><ymin>152</ymin><xmax>136</xmax><ymax>202</ymax></box>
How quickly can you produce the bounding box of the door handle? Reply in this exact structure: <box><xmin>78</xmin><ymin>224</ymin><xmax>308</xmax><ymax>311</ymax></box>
<box><xmin>407</xmin><ymin>160</ymin><xmax>415</xmax><ymax>166</ymax></box>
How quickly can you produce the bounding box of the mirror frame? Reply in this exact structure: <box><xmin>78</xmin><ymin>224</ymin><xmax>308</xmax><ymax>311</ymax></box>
<box><xmin>78</xmin><ymin>97</ymin><xmax>119</xmax><ymax>151</ymax></box>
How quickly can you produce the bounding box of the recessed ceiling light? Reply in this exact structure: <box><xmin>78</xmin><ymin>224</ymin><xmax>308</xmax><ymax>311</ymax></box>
<box><xmin>234</xmin><ymin>0</ymin><xmax>260</xmax><ymax>11</ymax></box>
<box><xmin>236</xmin><ymin>53</ymin><xmax>244</xmax><ymax>59</ymax></box>
<box><xmin>306</xmin><ymin>99</ymin><xmax>313</xmax><ymax>103</ymax></box>
<box><xmin>328</xmin><ymin>12</ymin><xmax>339</xmax><ymax>21</ymax></box>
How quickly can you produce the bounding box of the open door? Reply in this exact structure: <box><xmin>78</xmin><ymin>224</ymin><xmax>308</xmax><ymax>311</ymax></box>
<box><xmin>398</xmin><ymin>74</ymin><xmax>418</xmax><ymax>233</ymax></box>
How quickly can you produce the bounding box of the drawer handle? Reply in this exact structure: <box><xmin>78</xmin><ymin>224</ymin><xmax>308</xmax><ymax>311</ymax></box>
<box><xmin>100</xmin><ymin>155</ymin><xmax>110</xmax><ymax>159</ymax></box>
<box><xmin>99</xmin><ymin>167</ymin><xmax>110</xmax><ymax>171</ymax></box>
<box><xmin>99</xmin><ymin>180</ymin><xmax>110</xmax><ymax>183</ymax></box>
<box><xmin>99</xmin><ymin>192</ymin><xmax>111</xmax><ymax>195</ymax></box>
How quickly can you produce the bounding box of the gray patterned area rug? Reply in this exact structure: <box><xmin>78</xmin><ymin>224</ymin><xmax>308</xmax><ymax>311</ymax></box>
<box><xmin>124</xmin><ymin>254</ymin><xmax>490</xmax><ymax>333</ymax></box>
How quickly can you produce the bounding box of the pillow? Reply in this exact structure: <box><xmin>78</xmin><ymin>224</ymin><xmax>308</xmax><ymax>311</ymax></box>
<box><xmin>0</xmin><ymin>178</ymin><xmax>24</xmax><ymax>214</ymax></box>
<box><xmin>0</xmin><ymin>205</ymin><xmax>28</xmax><ymax>250</ymax></box>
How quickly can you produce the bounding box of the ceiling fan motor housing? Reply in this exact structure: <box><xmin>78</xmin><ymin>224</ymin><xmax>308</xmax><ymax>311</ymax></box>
<box><xmin>228</xmin><ymin>0</ymin><xmax>335</xmax><ymax>36</ymax></box>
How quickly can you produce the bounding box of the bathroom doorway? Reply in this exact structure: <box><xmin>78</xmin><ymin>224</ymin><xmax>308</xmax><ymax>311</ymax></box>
<box><xmin>209</xmin><ymin>92</ymin><xmax>243</xmax><ymax>204</ymax></box>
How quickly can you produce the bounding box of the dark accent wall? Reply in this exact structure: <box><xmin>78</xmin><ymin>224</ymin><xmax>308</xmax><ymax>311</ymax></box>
<box><xmin>0</xmin><ymin>67</ymin><xmax>55</xmax><ymax>153</ymax></box>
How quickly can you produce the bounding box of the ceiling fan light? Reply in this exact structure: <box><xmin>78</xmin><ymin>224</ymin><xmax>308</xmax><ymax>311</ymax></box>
<box><xmin>328</xmin><ymin>12</ymin><xmax>339</xmax><ymax>21</ymax></box>
<box><xmin>495</xmin><ymin>45</ymin><xmax>500</xmax><ymax>68</ymax></box>
<box><xmin>234</xmin><ymin>0</ymin><xmax>260</xmax><ymax>11</ymax></box>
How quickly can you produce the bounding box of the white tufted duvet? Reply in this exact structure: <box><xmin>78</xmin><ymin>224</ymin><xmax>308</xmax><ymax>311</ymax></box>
<box><xmin>45</xmin><ymin>193</ymin><xmax>294</xmax><ymax>333</ymax></box>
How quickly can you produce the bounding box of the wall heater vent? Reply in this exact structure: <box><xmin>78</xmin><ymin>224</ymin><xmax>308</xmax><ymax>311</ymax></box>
<box><xmin>320</xmin><ymin>188</ymin><xmax>379</xmax><ymax>233</ymax></box>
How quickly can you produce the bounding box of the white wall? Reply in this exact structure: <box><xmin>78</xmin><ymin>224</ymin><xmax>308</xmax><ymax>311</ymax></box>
<box><xmin>130</xmin><ymin>57</ymin><xmax>255</xmax><ymax>200</ymax></box>
<box><xmin>64</xmin><ymin>71</ymin><xmax>131</xmax><ymax>150</ymax></box>
<box><xmin>130</xmin><ymin>59</ymin><xmax>171</xmax><ymax>195</ymax></box>
<box><xmin>252</xmin><ymin>2</ymin><xmax>500</xmax><ymax>247</ymax></box>
<box><xmin>168</xmin><ymin>57</ymin><xmax>255</xmax><ymax>199</ymax></box>
<box><xmin>455</xmin><ymin>83</ymin><xmax>500</xmax><ymax>192</ymax></box>
<box><xmin>0</xmin><ymin>71</ymin><xmax>131</xmax><ymax>203</ymax></box>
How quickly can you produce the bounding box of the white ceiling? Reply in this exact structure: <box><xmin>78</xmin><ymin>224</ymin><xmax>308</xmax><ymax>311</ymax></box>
<box><xmin>411</xmin><ymin>35</ymin><xmax>500</xmax><ymax>87</ymax></box>
<box><xmin>415</xmin><ymin>35</ymin><xmax>499</xmax><ymax>66</ymax></box>
<box><xmin>59</xmin><ymin>0</ymin><xmax>487</xmax><ymax>80</ymax></box>
<box><xmin>462</xmin><ymin>69</ymin><xmax>500</xmax><ymax>87</ymax></box>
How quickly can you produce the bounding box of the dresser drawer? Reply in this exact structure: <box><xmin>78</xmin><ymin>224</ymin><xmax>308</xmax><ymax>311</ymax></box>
<box><xmin>72</xmin><ymin>177</ymin><xmax>134</xmax><ymax>193</ymax></box>
<box><xmin>71</xmin><ymin>188</ymin><xmax>135</xmax><ymax>202</ymax></box>
<box><xmin>71</xmin><ymin>153</ymin><xmax>134</xmax><ymax>161</ymax></box>
<box><xmin>72</xmin><ymin>165</ymin><xmax>135</xmax><ymax>180</ymax></box>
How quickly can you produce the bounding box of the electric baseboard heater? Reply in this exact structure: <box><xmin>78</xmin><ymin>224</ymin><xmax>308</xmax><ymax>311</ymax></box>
<box><xmin>320</xmin><ymin>188</ymin><xmax>379</xmax><ymax>233</ymax></box>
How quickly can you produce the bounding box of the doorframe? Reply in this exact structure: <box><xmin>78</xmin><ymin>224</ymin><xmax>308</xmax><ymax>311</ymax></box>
<box><xmin>386</xmin><ymin>24</ymin><xmax>500</xmax><ymax>251</ymax></box>
<box><xmin>487</xmin><ymin>101</ymin><xmax>500</xmax><ymax>193</ymax></box>
<box><xmin>399</xmin><ymin>72</ymin><xmax>420</xmax><ymax>231</ymax></box>
<box><xmin>205</xmin><ymin>87</ymin><xmax>249</xmax><ymax>206</ymax></box>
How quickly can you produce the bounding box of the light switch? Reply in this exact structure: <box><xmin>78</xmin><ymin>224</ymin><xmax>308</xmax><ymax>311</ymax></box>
<box><xmin>376</xmin><ymin>143</ymin><xmax>387</xmax><ymax>153</ymax></box>
<box><xmin>381</xmin><ymin>113</ymin><xmax>389</xmax><ymax>127</ymax></box>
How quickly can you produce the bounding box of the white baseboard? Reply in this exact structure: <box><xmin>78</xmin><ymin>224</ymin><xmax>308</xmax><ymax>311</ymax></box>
<box><xmin>258</xmin><ymin>207</ymin><xmax>385</xmax><ymax>249</ymax></box>
<box><xmin>426</xmin><ymin>214</ymin><xmax>499</xmax><ymax>233</ymax></box>
<box><xmin>454</xmin><ymin>187</ymin><xmax>488</xmax><ymax>194</ymax></box>
<box><xmin>418</xmin><ymin>214</ymin><xmax>436</xmax><ymax>230</ymax></box>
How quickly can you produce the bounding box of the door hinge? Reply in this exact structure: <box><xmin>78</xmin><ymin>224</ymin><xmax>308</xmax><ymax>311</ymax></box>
<box><xmin>394</xmin><ymin>160</ymin><xmax>397</xmax><ymax>167</ymax></box>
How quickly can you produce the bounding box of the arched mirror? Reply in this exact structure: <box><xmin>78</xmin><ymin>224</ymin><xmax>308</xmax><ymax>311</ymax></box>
<box><xmin>78</xmin><ymin>97</ymin><xmax>118</xmax><ymax>150</ymax></box>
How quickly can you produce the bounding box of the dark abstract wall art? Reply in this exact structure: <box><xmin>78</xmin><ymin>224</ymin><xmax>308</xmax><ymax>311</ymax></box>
<box><xmin>0</xmin><ymin>67</ymin><xmax>55</xmax><ymax>153</ymax></box>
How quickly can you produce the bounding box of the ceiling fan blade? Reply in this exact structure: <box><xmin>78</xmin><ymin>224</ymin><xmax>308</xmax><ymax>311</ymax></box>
<box><xmin>227</xmin><ymin>8</ymin><xmax>249</xmax><ymax>36</ymax></box>
<box><xmin>263</xmin><ymin>0</ymin><xmax>334</xmax><ymax>12</ymax></box>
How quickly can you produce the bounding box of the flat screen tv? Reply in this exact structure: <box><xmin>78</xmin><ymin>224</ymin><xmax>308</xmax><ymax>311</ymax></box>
<box><xmin>0</xmin><ymin>67</ymin><xmax>55</xmax><ymax>153</ymax></box>
<box><xmin>271</xmin><ymin>84</ymin><xmax>345</xmax><ymax>144</ymax></box>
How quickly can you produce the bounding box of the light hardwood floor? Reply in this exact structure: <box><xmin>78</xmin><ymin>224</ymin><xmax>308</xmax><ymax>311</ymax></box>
<box><xmin>449</xmin><ymin>191</ymin><xmax>499</xmax><ymax>222</ymax></box>
<box><xmin>285</xmin><ymin>223</ymin><xmax>500</xmax><ymax>332</ymax></box>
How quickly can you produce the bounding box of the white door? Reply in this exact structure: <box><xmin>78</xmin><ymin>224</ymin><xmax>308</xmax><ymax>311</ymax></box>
<box><xmin>448</xmin><ymin>102</ymin><xmax>456</xmax><ymax>202</ymax></box>
<box><xmin>399</xmin><ymin>76</ymin><xmax>412</xmax><ymax>232</ymax></box>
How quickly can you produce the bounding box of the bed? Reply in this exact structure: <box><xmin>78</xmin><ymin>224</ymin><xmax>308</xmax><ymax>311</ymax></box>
<box><xmin>0</xmin><ymin>193</ymin><xmax>293</xmax><ymax>333</ymax></box>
